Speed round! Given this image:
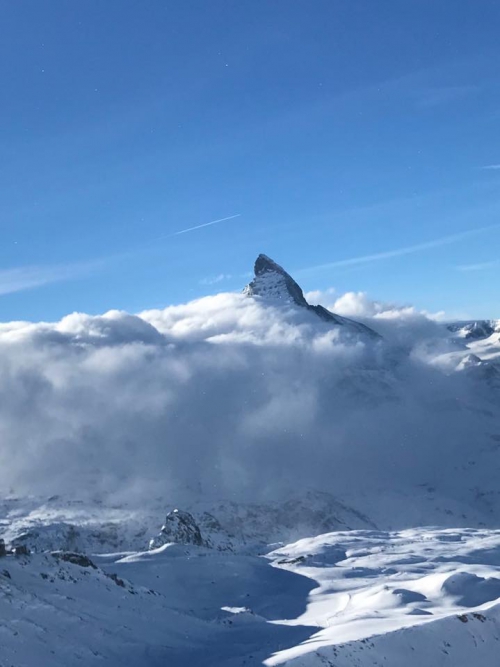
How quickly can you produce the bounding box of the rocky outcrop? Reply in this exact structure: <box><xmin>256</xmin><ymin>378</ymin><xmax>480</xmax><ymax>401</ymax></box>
<box><xmin>10</xmin><ymin>521</ymin><xmax>122</xmax><ymax>554</ymax></box>
<box><xmin>51</xmin><ymin>551</ymin><xmax>97</xmax><ymax>569</ymax></box>
<box><xmin>244</xmin><ymin>254</ymin><xmax>380</xmax><ymax>338</ymax></box>
<box><xmin>149</xmin><ymin>509</ymin><xmax>205</xmax><ymax>550</ymax></box>
<box><xmin>448</xmin><ymin>320</ymin><xmax>498</xmax><ymax>340</ymax></box>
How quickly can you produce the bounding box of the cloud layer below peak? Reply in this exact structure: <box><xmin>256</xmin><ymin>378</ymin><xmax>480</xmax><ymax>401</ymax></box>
<box><xmin>0</xmin><ymin>290</ymin><xmax>497</xmax><ymax>520</ymax></box>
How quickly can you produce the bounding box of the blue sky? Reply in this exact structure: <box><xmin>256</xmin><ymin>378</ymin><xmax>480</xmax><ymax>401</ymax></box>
<box><xmin>1</xmin><ymin>0</ymin><xmax>499</xmax><ymax>321</ymax></box>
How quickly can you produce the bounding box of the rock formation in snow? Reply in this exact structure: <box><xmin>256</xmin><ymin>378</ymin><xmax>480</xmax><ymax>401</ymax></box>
<box><xmin>149</xmin><ymin>509</ymin><xmax>205</xmax><ymax>549</ymax></box>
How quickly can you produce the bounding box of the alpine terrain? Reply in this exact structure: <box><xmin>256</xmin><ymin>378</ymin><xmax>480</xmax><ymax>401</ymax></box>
<box><xmin>1</xmin><ymin>254</ymin><xmax>500</xmax><ymax>666</ymax></box>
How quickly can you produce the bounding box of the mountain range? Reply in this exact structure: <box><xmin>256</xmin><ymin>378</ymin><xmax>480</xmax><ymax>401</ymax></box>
<box><xmin>1</xmin><ymin>254</ymin><xmax>500</xmax><ymax>666</ymax></box>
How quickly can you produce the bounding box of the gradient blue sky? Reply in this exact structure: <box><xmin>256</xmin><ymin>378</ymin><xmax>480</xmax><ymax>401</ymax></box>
<box><xmin>1</xmin><ymin>1</ymin><xmax>499</xmax><ymax>320</ymax></box>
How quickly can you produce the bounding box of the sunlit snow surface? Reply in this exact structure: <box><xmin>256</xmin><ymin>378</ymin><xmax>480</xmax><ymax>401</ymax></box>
<box><xmin>265</xmin><ymin>528</ymin><xmax>500</xmax><ymax>664</ymax></box>
<box><xmin>2</xmin><ymin>526</ymin><xmax>500</xmax><ymax>666</ymax></box>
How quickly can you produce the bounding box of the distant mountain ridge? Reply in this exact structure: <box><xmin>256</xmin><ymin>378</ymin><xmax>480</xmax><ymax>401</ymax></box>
<box><xmin>447</xmin><ymin>319</ymin><xmax>499</xmax><ymax>340</ymax></box>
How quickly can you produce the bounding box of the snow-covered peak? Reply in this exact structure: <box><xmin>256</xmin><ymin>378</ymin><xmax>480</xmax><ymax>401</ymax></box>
<box><xmin>448</xmin><ymin>319</ymin><xmax>500</xmax><ymax>340</ymax></box>
<box><xmin>244</xmin><ymin>254</ymin><xmax>380</xmax><ymax>338</ymax></box>
<box><xmin>244</xmin><ymin>254</ymin><xmax>308</xmax><ymax>306</ymax></box>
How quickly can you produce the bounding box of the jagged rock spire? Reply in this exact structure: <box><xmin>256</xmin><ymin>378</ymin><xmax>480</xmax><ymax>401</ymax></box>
<box><xmin>244</xmin><ymin>254</ymin><xmax>380</xmax><ymax>338</ymax></box>
<box><xmin>244</xmin><ymin>254</ymin><xmax>308</xmax><ymax>306</ymax></box>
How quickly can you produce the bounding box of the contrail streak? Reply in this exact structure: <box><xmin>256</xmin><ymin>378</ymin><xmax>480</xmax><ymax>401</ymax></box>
<box><xmin>173</xmin><ymin>214</ymin><xmax>241</xmax><ymax>236</ymax></box>
<box><xmin>299</xmin><ymin>223</ymin><xmax>500</xmax><ymax>274</ymax></box>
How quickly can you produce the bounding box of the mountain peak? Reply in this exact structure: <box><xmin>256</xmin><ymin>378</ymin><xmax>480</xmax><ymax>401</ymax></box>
<box><xmin>244</xmin><ymin>254</ymin><xmax>308</xmax><ymax>306</ymax></box>
<box><xmin>244</xmin><ymin>254</ymin><xmax>380</xmax><ymax>338</ymax></box>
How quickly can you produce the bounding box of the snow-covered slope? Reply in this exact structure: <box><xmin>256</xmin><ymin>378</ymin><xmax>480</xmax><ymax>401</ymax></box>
<box><xmin>265</xmin><ymin>527</ymin><xmax>500</xmax><ymax>665</ymax></box>
<box><xmin>2</xmin><ymin>528</ymin><xmax>500</xmax><ymax>666</ymax></box>
<box><xmin>1</xmin><ymin>490</ymin><xmax>374</xmax><ymax>555</ymax></box>
<box><xmin>448</xmin><ymin>319</ymin><xmax>500</xmax><ymax>340</ymax></box>
<box><xmin>1</xmin><ymin>254</ymin><xmax>500</xmax><ymax>665</ymax></box>
<box><xmin>465</xmin><ymin>327</ymin><xmax>500</xmax><ymax>367</ymax></box>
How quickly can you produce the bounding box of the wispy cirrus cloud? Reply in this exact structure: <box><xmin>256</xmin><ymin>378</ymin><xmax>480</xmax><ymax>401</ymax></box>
<box><xmin>200</xmin><ymin>271</ymin><xmax>252</xmax><ymax>286</ymax></box>
<box><xmin>456</xmin><ymin>259</ymin><xmax>499</xmax><ymax>271</ymax></box>
<box><xmin>200</xmin><ymin>273</ymin><xmax>233</xmax><ymax>286</ymax></box>
<box><xmin>415</xmin><ymin>84</ymin><xmax>479</xmax><ymax>109</ymax></box>
<box><xmin>0</xmin><ymin>259</ymin><xmax>105</xmax><ymax>296</ymax></box>
<box><xmin>481</xmin><ymin>164</ymin><xmax>500</xmax><ymax>171</ymax></box>
<box><xmin>299</xmin><ymin>224</ymin><xmax>500</xmax><ymax>275</ymax></box>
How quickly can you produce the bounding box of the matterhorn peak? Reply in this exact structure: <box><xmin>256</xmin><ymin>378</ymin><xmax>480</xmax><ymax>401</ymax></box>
<box><xmin>244</xmin><ymin>253</ymin><xmax>380</xmax><ymax>338</ymax></box>
<box><xmin>244</xmin><ymin>253</ymin><xmax>309</xmax><ymax>306</ymax></box>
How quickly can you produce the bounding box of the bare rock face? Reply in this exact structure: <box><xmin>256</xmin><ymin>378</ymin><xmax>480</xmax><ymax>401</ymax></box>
<box><xmin>244</xmin><ymin>254</ymin><xmax>380</xmax><ymax>338</ymax></box>
<box><xmin>149</xmin><ymin>509</ymin><xmax>205</xmax><ymax>550</ymax></box>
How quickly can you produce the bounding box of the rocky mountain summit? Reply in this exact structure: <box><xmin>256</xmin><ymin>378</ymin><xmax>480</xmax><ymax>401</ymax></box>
<box><xmin>244</xmin><ymin>254</ymin><xmax>380</xmax><ymax>338</ymax></box>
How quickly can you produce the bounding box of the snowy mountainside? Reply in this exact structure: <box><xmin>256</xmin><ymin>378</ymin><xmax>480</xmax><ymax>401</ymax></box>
<box><xmin>443</xmin><ymin>318</ymin><xmax>500</xmax><ymax>370</ymax></box>
<box><xmin>1</xmin><ymin>490</ymin><xmax>375</xmax><ymax>555</ymax></box>
<box><xmin>264</xmin><ymin>527</ymin><xmax>500</xmax><ymax>665</ymax></box>
<box><xmin>2</xmin><ymin>528</ymin><xmax>500</xmax><ymax>666</ymax></box>
<box><xmin>459</xmin><ymin>323</ymin><xmax>500</xmax><ymax>368</ymax></box>
<box><xmin>1</xmin><ymin>254</ymin><xmax>500</xmax><ymax>665</ymax></box>
<box><xmin>448</xmin><ymin>319</ymin><xmax>500</xmax><ymax>340</ymax></box>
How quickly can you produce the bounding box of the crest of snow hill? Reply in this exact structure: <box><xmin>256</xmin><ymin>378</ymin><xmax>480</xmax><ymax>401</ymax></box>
<box><xmin>244</xmin><ymin>253</ymin><xmax>380</xmax><ymax>338</ymax></box>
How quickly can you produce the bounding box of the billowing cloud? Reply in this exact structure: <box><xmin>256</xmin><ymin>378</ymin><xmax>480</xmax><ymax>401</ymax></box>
<box><xmin>0</xmin><ymin>291</ymin><xmax>497</xmax><ymax>517</ymax></box>
<box><xmin>306</xmin><ymin>289</ymin><xmax>447</xmax><ymax>345</ymax></box>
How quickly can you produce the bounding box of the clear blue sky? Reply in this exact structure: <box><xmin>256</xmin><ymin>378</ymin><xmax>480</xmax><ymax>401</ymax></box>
<box><xmin>1</xmin><ymin>0</ymin><xmax>499</xmax><ymax>320</ymax></box>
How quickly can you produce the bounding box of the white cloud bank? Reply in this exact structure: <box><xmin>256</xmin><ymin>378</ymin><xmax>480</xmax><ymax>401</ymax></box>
<box><xmin>0</xmin><ymin>291</ymin><xmax>497</xmax><ymax>514</ymax></box>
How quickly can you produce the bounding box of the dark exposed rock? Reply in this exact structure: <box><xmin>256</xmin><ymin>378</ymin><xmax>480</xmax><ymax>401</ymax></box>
<box><xmin>106</xmin><ymin>572</ymin><xmax>126</xmax><ymax>588</ymax></box>
<box><xmin>244</xmin><ymin>254</ymin><xmax>380</xmax><ymax>338</ymax></box>
<box><xmin>51</xmin><ymin>551</ymin><xmax>97</xmax><ymax>569</ymax></box>
<box><xmin>149</xmin><ymin>509</ymin><xmax>205</xmax><ymax>550</ymax></box>
<box><xmin>0</xmin><ymin>539</ymin><xmax>6</xmax><ymax>557</ymax></box>
<box><xmin>14</xmin><ymin>545</ymin><xmax>30</xmax><ymax>556</ymax></box>
<box><xmin>277</xmin><ymin>555</ymin><xmax>306</xmax><ymax>565</ymax></box>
